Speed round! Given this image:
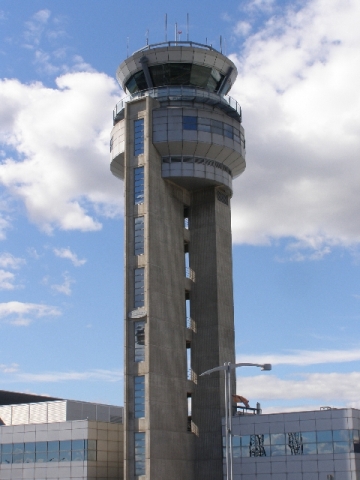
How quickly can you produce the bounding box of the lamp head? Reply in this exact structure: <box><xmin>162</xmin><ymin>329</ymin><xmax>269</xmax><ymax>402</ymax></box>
<box><xmin>261</xmin><ymin>363</ymin><xmax>272</xmax><ymax>371</ymax></box>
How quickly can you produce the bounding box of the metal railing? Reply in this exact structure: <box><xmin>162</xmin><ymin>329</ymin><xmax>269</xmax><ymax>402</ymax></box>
<box><xmin>113</xmin><ymin>86</ymin><xmax>242</xmax><ymax>123</ymax></box>
<box><xmin>185</xmin><ymin>267</ymin><xmax>195</xmax><ymax>282</ymax></box>
<box><xmin>133</xmin><ymin>41</ymin><xmax>219</xmax><ymax>55</ymax></box>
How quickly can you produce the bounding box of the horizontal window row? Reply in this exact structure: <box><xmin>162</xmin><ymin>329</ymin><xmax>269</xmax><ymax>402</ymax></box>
<box><xmin>182</xmin><ymin>115</ymin><xmax>243</xmax><ymax>144</ymax></box>
<box><xmin>162</xmin><ymin>156</ymin><xmax>232</xmax><ymax>176</ymax></box>
<box><xmin>225</xmin><ymin>430</ymin><xmax>360</xmax><ymax>458</ymax></box>
<box><xmin>0</xmin><ymin>440</ymin><xmax>96</xmax><ymax>464</ymax></box>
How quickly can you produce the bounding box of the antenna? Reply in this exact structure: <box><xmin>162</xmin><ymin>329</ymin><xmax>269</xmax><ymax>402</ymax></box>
<box><xmin>146</xmin><ymin>29</ymin><xmax>149</xmax><ymax>46</ymax></box>
<box><xmin>165</xmin><ymin>14</ymin><xmax>167</xmax><ymax>42</ymax></box>
<box><xmin>186</xmin><ymin>13</ymin><xmax>189</xmax><ymax>41</ymax></box>
<box><xmin>175</xmin><ymin>22</ymin><xmax>177</xmax><ymax>44</ymax></box>
<box><xmin>220</xmin><ymin>35</ymin><xmax>223</xmax><ymax>53</ymax></box>
<box><xmin>126</xmin><ymin>37</ymin><xmax>129</xmax><ymax>58</ymax></box>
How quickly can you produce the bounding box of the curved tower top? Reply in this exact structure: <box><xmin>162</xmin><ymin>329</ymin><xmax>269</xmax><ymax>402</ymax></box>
<box><xmin>116</xmin><ymin>41</ymin><xmax>238</xmax><ymax>96</ymax></box>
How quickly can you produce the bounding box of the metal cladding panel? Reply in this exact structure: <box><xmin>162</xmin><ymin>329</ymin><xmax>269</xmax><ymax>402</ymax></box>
<box><xmin>82</xmin><ymin>402</ymin><xmax>96</xmax><ymax>421</ymax></box>
<box><xmin>48</xmin><ymin>400</ymin><xmax>67</xmax><ymax>423</ymax></box>
<box><xmin>0</xmin><ymin>405</ymin><xmax>12</xmax><ymax>425</ymax></box>
<box><xmin>29</xmin><ymin>402</ymin><xmax>47</xmax><ymax>424</ymax></box>
<box><xmin>11</xmin><ymin>404</ymin><xmax>29</xmax><ymax>425</ymax></box>
<box><xmin>66</xmin><ymin>400</ymin><xmax>83</xmax><ymax>421</ymax></box>
<box><xmin>96</xmin><ymin>404</ymin><xmax>109</xmax><ymax>422</ymax></box>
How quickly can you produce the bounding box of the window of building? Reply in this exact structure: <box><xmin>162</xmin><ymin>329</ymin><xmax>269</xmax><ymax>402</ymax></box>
<box><xmin>134</xmin><ymin>119</ymin><xmax>144</xmax><ymax>156</ymax></box>
<box><xmin>185</xmin><ymin>292</ymin><xmax>191</xmax><ymax>329</ymax></box>
<box><xmin>134</xmin><ymin>376</ymin><xmax>145</xmax><ymax>418</ymax></box>
<box><xmin>134</xmin><ymin>167</ymin><xmax>144</xmax><ymax>205</ymax></box>
<box><xmin>183</xmin><ymin>116</ymin><xmax>197</xmax><ymax>130</ymax></box>
<box><xmin>228</xmin><ymin>429</ymin><xmax>360</xmax><ymax>458</ymax></box>
<box><xmin>134</xmin><ymin>268</ymin><xmax>145</xmax><ymax>308</ymax></box>
<box><xmin>184</xmin><ymin>206</ymin><xmax>189</xmax><ymax>230</ymax></box>
<box><xmin>134</xmin><ymin>216</ymin><xmax>145</xmax><ymax>255</ymax></box>
<box><xmin>134</xmin><ymin>432</ymin><xmax>146</xmax><ymax>476</ymax></box>
<box><xmin>0</xmin><ymin>440</ymin><xmax>96</xmax><ymax>464</ymax></box>
<box><xmin>186</xmin><ymin>341</ymin><xmax>191</xmax><ymax>381</ymax></box>
<box><xmin>134</xmin><ymin>321</ymin><xmax>145</xmax><ymax>362</ymax></box>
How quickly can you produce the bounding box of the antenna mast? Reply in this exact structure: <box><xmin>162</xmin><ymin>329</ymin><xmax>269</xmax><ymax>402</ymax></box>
<box><xmin>186</xmin><ymin>13</ymin><xmax>189</xmax><ymax>41</ymax></box>
<box><xmin>165</xmin><ymin>13</ymin><xmax>167</xmax><ymax>42</ymax></box>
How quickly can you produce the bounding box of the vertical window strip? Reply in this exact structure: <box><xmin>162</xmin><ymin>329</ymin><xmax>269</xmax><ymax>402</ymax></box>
<box><xmin>134</xmin><ymin>217</ymin><xmax>145</xmax><ymax>255</ymax></box>
<box><xmin>134</xmin><ymin>376</ymin><xmax>145</xmax><ymax>418</ymax></box>
<box><xmin>134</xmin><ymin>167</ymin><xmax>144</xmax><ymax>205</ymax></box>
<box><xmin>134</xmin><ymin>268</ymin><xmax>145</xmax><ymax>308</ymax></box>
<box><xmin>134</xmin><ymin>432</ymin><xmax>146</xmax><ymax>476</ymax></box>
<box><xmin>134</xmin><ymin>321</ymin><xmax>145</xmax><ymax>362</ymax></box>
<box><xmin>134</xmin><ymin>119</ymin><xmax>144</xmax><ymax>156</ymax></box>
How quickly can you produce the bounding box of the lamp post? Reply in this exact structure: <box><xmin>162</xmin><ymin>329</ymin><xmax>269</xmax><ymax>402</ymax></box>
<box><xmin>200</xmin><ymin>362</ymin><xmax>272</xmax><ymax>480</ymax></box>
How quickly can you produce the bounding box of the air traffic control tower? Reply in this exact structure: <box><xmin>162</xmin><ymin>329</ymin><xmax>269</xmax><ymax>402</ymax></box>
<box><xmin>110</xmin><ymin>41</ymin><xmax>246</xmax><ymax>480</ymax></box>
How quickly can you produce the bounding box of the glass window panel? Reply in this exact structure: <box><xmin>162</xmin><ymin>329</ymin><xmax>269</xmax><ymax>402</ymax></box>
<box><xmin>317</xmin><ymin>431</ymin><xmax>332</xmax><ymax>442</ymax></box>
<box><xmin>334</xmin><ymin>441</ymin><xmax>350</xmax><ymax>453</ymax></box>
<box><xmin>271</xmin><ymin>444</ymin><xmax>286</xmax><ymax>456</ymax></box>
<box><xmin>25</xmin><ymin>442</ymin><xmax>35</xmax><ymax>453</ymax></box>
<box><xmin>60</xmin><ymin>440</ymin><xmax>71</xmax><ymax>451</ymax></box>
<box><xmin>135</xmin><ymin>321</ymin><xmax>145</xmax><ymax>362</ymax></box>
<box><xmin>198</xmin><ymin>124</ymin><xmax>211</xmax><ymax>132</ymax></box>
<box><xmin>189</xmin><ymin>65</ymin><xmax>212</xmax><ymax>89</ymax></box>
<box><xmin>36</xmin><ymin>451</ymin><xmax>47</xmax><ymax>463</ymax></box>
<box><xmin>183</xmin><ymin>116</ymin><xmax>197</xmax><ymax>131</ymax></box>
<box><xmin>212</xmin><ymin>127</ymin><xmax>223</xmax><ymax>135</ymax></box>
<box><xmin>232</xmin><ymin>436</ymin><xmax>240</xmax><ymax>447</ymax></box>
<box><xmin>233</xmin><ymin>446</ymin><xmax>241</xmax><ymax>458</ymax></box>
<box><xmin>134</xmin><ymin>216</ymin><xmax>144</xmax><ymax>256</ymax></box>
<box><xmin>134</xmin><ymin>432</ymin><xmax>146</xmax><ymax>476</ymax></box>
<box><xmin>1</xmin><ymin>453</ymin><xmax>12</xmax><ymax>464</ymax></box>
<box><xmin>72</xmin><ymin>440</ymin><xmax>84</xmax><ymax>451</ymax></box>
<box><xmin>59</xmin><ymin>450</ymin><xmax>71</xmax><ymax>462</ymax></box>
<box><xmin>24</xmin><ymin>452</ymin><xmax>35</xmax><ymax>463</ymax></box>
<box><xmin>249</xmin><ymin>434</ymin><xmax>268</xmax><ymax>457</ymax></box>
<box><xmin>352</xmin><ymin>430</ymin><xmax>360</xmax><ymax>442</ymax></box>
<box><xmin>36</xmin><ymin>442</ymin><xmax>47</xmax><ymax>452</ymax></box>
<box><xmin>301</xmin><ymin>431</ymin><xmax>316</xmax><ymax>443</ymax></box>
<box><xmin>333</xmin><ymin>429</ymin><xmax>350</xmax><ymax>442</ymax></box>
<box><xmin>263</xmin><ymin>434</ymin><xmax>270</xmax><ymax>445</ymax></box>
<box><xmin>134</xmin><ymin>267</ymin><xmax>145</xmax><ymax>308</ymax></box>
<box><xmin>241</xmin><ymin>435</ymin><xmax>250</xmax><ymax>447</ymax></box>
<box><xmin>287</xmin><ymin>432</ymin><xmax>303</xmax><ymax>455</ymax></box>
<box><xmin>125</xmin><ymin>71</ymin><xmax>147</xmax><ymax>94</ymax></box>
<box><xmin>87</xmin><ymin>450</ymin><xmax>96</xmax><ymax>461</ymax></box>
<box><xmin>87</xmin><ymin>439</ymin><xmax>96</xmax><ymax>451</ymax></box>
<box><xmin>47</xmin><ymin>441</ymin><xmax>59</xmax><ymax>452</ymax></box>
<box><xmin>134</xmin><ymin>167</ymin><xmax>144</xmax><ymax>205</ymax></box>
<box><xmin>198</xmin><ymin>118</ymin><xmax>211</xmax><ymax>125</ymax></box>
<box><xmin>317</xmin><ymin>442</ymin><xmax>333</xmax><ymax>454</ymax></box>
<box><xmin>13</xmin><ymin>443</ymin><xmax>24</xmax><ymax>454</ymax></box>
<box><xmin>134</xmin><ymin>119</ymin><xmax>144</xmax><ymax>156</ymax></box>
<box><xmin>47</xmin><ymin>451</ymin><xmax>59</xmax><ymax>462</ymax></box>
<box><xmin>240</xmin><ymin>446</ymin><xmax>250</xmax><ymax>457</ymax></box>
<box><xmin>134</xmin><ymin>376</ymin><xmax>145</xmax><ymax>418</ymax></box>
<box><xmin>72</xmin><ymin>449</ymin><xmax>85</xmax><ymax>461</ymax></box>
<box><xmin>271</xmin><ymin>433</ymin><xmax>285</xmax><ymax>445</ymax></box>
<box><xmin>2</xmin><ymin>444</ymin><xmax>12</xmax><ymax>454</ymax></box>
<box><xmin>303</xmin><ymin>443</ymin><xmax>317</xmax><ymax>455</ymax></box>
<box><xmin>12</xmin><ymin>453</ymin><xmax>23</xmax><ymax>464</ymax></box>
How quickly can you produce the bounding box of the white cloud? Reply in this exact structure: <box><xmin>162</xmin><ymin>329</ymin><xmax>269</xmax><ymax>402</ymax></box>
<box><xmin>15</xmin><ymin>368</ymin><xmax>122</xmax><ymax>383</ymax></box>
<box><xmin>53</xmin><ymin>247</ymin><xmax>86</xmax><ymax>266</ymax></box>
<box><xmin>51</xmin><ymin>272</ymin><xmax>74</xmax><ymax>296</ymax></box>
<box><xmin>0</xmin><ymin>363</ymin><xmax>19</xmax><ymax>373</ymax></box>
<box><xmin>0</xmin><ymin>252</ymin><xmax>25</xmax><ymax>269</ymax></box>
<box><xmin>0</xmin><ymin>253</ymin><xmax>25</xmax><ymax>289</ymax></box>
<box><xmin>238</xmin><ymin>372</ymin><xmax>360</xmax><ymax>407</ymax></box>
<box><xmin>234</xmin><ymin>21</ymin><xmax>252</xmax><ymax>37</ymax></box>
<box><xmin>237</xmin><ymin>348</ymin><xmax>360</xmax><ymax>366</ymax></box>
<box><xmin>0</xmin><ymin>301</ymin><xmax>61</xmax><ymax>326</ymax></box>
<box><xmin>229</xmin><ymin>0</ymin><xmax>360</xmax><ymax>252</ymax></box>
<box><xmin>0</xmin><ymin>269</ymin><xmax>15</xmax><ymax>290</ymax></box>
<box><xmin>0</xmin><ymin>71</ymin><xmax>122</xmax><ymax>234</ymax></box>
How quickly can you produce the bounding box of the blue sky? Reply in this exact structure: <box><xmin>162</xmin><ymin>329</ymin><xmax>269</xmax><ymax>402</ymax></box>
<box><xmin>0</xmin><ymin>0</ymin><xmax>360</xmax><ymax>412</ymax></box>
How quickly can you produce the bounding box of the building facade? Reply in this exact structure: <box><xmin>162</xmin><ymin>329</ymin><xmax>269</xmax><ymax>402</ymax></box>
<box><xmin>110</xmin><ymin>41</ymin><xmax>246</xmax><ymax>479</ymax></box>
<box><xmin>228</xmin><ymin>407</ymin><xmax>360</xmax><ymax>480</ymax></box>
<box><xmin>0</xmin><ymin>393</ymin><xmax>124</xmax><ymax>480</ymax></box>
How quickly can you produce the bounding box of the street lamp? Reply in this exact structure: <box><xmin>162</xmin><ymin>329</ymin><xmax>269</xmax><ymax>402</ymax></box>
<box><xmin>200</xmin><ymin>362</ymin><xmax>272</xmax><ymax>480</ymax></box>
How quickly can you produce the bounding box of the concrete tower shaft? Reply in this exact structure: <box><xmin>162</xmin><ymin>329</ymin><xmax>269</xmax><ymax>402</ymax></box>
<box><xmin>110</xmin><ymin>42</ymin><xmax>246</xmax><ymax>480</ymax></box>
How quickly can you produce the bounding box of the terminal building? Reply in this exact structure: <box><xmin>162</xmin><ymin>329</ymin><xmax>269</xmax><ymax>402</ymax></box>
<box><xmin>0</xmin><ymin>390</ymin><xmax>123</xmax><ymax>480</ymax></box>
<box><xmin>110</xmin><ymin>40</ymin><xmax>246</xmax><ymax>480</ymax></box>
<box><xmin>227</xmin><ymin>406</ymin><xmax>360</xmax><ymax>480</ymax></box>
